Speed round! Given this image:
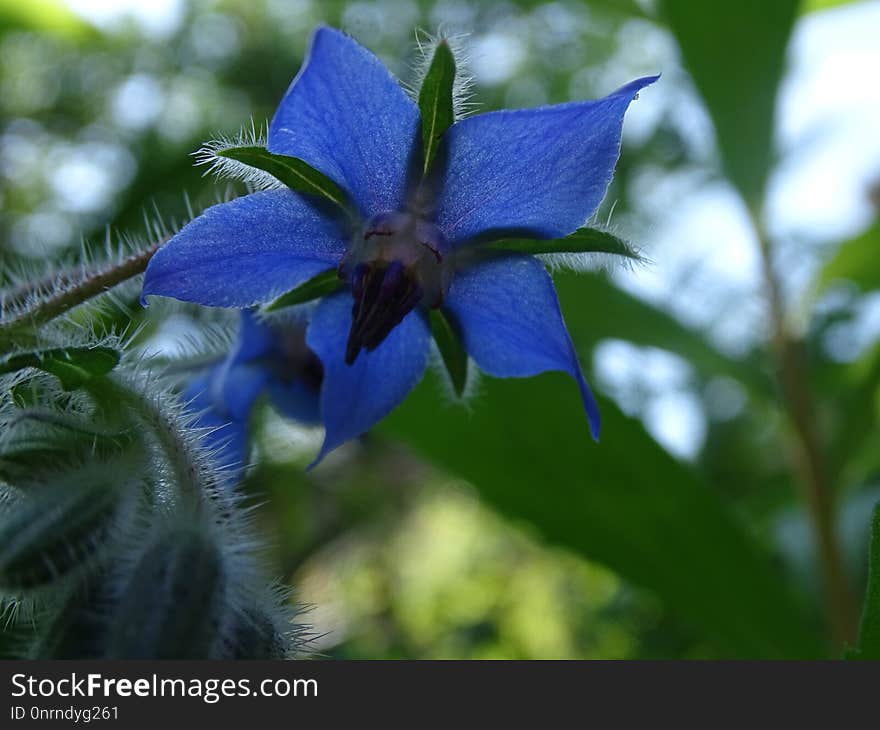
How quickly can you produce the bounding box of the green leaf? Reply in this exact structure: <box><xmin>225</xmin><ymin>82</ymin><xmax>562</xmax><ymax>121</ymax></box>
<box><xmin>382</xmin><ymin>373</ymin><xmax>821</xmax><ymax>657</ymax></box>
<box><xmin>263</xmin><ymin>269</ymin><xmax>343</xmax><ymax>312</ymax></box>
<box><xmin>0</xmin><ymin>0</ymin><xmax>97</xmax><ymax>41</ymax></box>
<box><xmin>430</xmin><ymin>309</ymin><xmax>468</xmax><ymax>397</ymax></box>
<box><xmin>852</xmin><ymin>502</ymin><xmax>880</xmax><ymax>659</ymax></box>
<box><xmin>661</xmin><ymin>0</ymin><xmax>799</xmax><ymax>203</ymax></box>
<box><xmin>815</xmin><ymin>223</ymin><xmax>880</xmax><ymax>295</ymax></box>
<box><xmin>418</xmin><ymin>40</ymin><xmax>456</xmax><ymax>176</ymax></box>
<box><xmin>485</xmin><ymin>227</ymin><xmax>644</xmax><ymax>261</ymax></box>
<box><xmin>217</xmin><ymin>146</ymin><xmax>349</xmax><ymax>210</ymax></box>
<box><xmin>0</xmin><ymin>346</ymin><xmax>120</xmax><ymax>390</ymax></box>
<box><xmin>802</xmin><ymin>0</ymin><xmax>855</xmax><ymax>13</ymax></box>
<box><xmin>828</xmin><ymin>343</ymin><xmax>880</xmax><ymax>483</ymax></box>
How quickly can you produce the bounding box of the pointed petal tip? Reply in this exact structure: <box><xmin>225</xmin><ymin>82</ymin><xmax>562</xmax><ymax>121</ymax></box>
<box><xmin>269</xmin><ymin>25</ymin><xmax>418</xmax><ymax>217</ymax></box>
<box><xmin>575</xmin><ymin>373</ymin><xmax>602</xmax><ymax>443</ymax></box>
<box><xmin>586</xmin><ymin>408</ymin><xmax>601</xmax><ymax>443</ymax></box>
<box><xmin>616</xmin><ymin>73</ymin><xmax>661</xmax><ymax>100</ymax></box>
<box><xmin>306</xmin><ymin>435</ymin><xmax>336</xmax><ymax>471</ymax></box>
<box><xmin>309</xmin><ymin>24</ymin><xmax>348</xmax><ymax>48</ymax></box>
<box><xmin>140</xmin><ymin>257</ymin><xmax>168</xmax><ymax>306</ymax></box>
<box><xmin>139</xmin><ymin>276</ymin><xmax>166</xmax><ymax>308</ymax></box>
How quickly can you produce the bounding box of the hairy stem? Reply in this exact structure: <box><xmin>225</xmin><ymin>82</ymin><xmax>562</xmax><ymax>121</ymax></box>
<box><xmin>754</xmin><ymin>217</ymin><xmax>857</xmax><ymax>649</ymax></box>
<box><xmin>0</xmin><ymin>240</ymin><xmax>163</xmax><ymax>342</ymax></box>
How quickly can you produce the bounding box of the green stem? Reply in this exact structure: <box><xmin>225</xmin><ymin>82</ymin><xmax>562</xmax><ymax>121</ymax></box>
<box><xmin>0</xmin><ymin>240</ymin><xmax>163</xmax><ymax>343</ymax></box>
<box><xmin>753</xmin><ymin>214</ymin><xmax>857</xmax><ymax>649</ymax></box>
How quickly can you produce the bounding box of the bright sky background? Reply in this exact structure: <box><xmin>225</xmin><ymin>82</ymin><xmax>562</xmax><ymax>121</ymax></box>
<box><xmin>606</xmin><ymin>1</ymin><xmax>880</xmax><ymax>458</ymax></box>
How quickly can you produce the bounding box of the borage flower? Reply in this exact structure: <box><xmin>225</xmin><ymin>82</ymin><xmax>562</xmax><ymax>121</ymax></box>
<box><xmin>185</xmin><ymin>311</ymin><xmax>322</xmax><ymax>476</ymax></box>
<box><xmin>144</xmin><ymin>26</ymin><xmax>657</xmax><ymax>464</ymax></box>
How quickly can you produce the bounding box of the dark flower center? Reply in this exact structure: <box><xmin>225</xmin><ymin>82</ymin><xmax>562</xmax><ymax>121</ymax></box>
<box><xmin>274</xmin><ymin>325</ymin><xmax>324</xmax><ymax>391</ymax></box>
<box><xmin>340</xmin><ymin>211</ymin><xmax>449</xmax><ymax>365</ymax></box>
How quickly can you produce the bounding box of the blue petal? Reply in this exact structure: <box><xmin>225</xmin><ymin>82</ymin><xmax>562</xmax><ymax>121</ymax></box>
<box><xmin>142</xmin><ymin>189</ymin><xmax>348</xmax><ymax>307</ymax></box>
<box><xmin>434</xmin><ymin>75</ymin><xmax>659</xmax><ymax>246</ymax></box>
<box><xmin>231</xmin><ymin>310</ymin><xmax>321</xmax><ymax>423</ymax></box>
<box><xmin>268</xmin><ymin>26</ymin><xmax>420</xmax><ymax>218</ymax></box>
<box><xmin>219</xmin><ymin>363</ymin><xmax>271</xmax><ymax>421</ymax></box>
<box><xmin>231</xmin><ymin>310</ymin><xmax>277</xmax><ymax>363</ymax></box>
<box><xmin>183</xmin><ymin>369</ymin><xmax>249</xmax><ymax>480</ymax></box>
<box><xmin>443</xmin><ymin>255</ymin><xmax>601</xmax><ymax>439</ymax></box>
<box><xmin>224</xmin><ymin>310</ymin><xmax>321</xmax><ymax>424</ymax></box>
<box><xmin>267</xmin><ymin>379</ymin><xmax>321</xmax><ymax>425</ymax></box>
<box><xmin>306</xmin><ymin>291</ymin><xmax>431</xmax><ymax>464</ymax></box>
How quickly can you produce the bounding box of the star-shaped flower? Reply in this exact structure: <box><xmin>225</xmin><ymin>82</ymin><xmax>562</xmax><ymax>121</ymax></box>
<box><xmin>144</xmin><ymin>26</ymin><xmax>657</xmax><ymax>464</ymax></box>
<box><xmin>184</xmin><ymin>310</ymin><xmax>321</xmax><ymax>476</ymax></box>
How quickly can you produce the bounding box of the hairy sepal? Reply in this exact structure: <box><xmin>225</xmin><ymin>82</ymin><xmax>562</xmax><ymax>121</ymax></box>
<box><xmin>0</xmin><ymin>457</ymin><xmax>140</xmax><ymax>591</ymax></box>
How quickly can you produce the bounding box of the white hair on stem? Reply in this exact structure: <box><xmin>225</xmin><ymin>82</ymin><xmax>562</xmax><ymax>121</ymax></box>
<box><xmin>193</xmin><ymin>120</ymin><xmax>284</xmax><ymax>191</ymax></box>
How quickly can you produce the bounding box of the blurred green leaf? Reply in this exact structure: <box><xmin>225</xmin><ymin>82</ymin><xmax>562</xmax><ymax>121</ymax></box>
<box><xmin>264</xmin><ymin>269</ymin><xmax>342</xmax><ymax>312</ymax></box>
<box><xmin>554</xmin><ymin>271</ymin><xmax>771</xmax><ymax>396</ymax></box>
<box><xmin>851</xmin><ymin>502</ymin><xmax>880</xmax><ymax>658</ymax></box>
<box><xmin>383</xmin><ymin>372</ymin><xmax>821</xmax><ymax>657</ymax></box>
<box><xmin>816</xmin><ymin>223</ymin><xmax>880</xmax><ymax>294</ymax></box>
<box><xmin>828</xmin><ymin>342</ymin><xmax>880</xmax><ymax>485</ymax></box>
<box><xmin>486</xmin><ymin>227</ymin><xmax>643</xmax><ymax>261</ymax></box>
<box><xmin>802</xmin><ymin>0</ymin><xmax>858</xmax><ymax>12</ymax></box>
<box><xmin>0</xmin><ymin>346</ymin><xmax>120</xmax><ymax>390</ymax></box>
<box><xmin>418</xmin><ymin>39</ymin><xmax>455</xmax><ymax>176</ymax></box>
<box><xmin>661</xmin><ymin>0</ymin><xmax>799</xmax><ymax>203</ymax></box>
<box><xmin>217</xmin><ymin>146</ymin><xmax>349</xmax><ymax>210</ymax></box>
<box><xmin>0</xmin><ymin>0</ymin><xmax>96</xmax><ymax>40</ymax></box>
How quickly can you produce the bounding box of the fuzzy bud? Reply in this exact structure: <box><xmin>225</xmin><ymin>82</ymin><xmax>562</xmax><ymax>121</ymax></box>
<box><xmin>0</xmin><ymin>462</ymin><xmax>133</xmax><ymax>591</ymax></box>
<box><xmin>104</xmin><ymin>524</ymin><xmax>228</xmax><ymax>659</ymax></box>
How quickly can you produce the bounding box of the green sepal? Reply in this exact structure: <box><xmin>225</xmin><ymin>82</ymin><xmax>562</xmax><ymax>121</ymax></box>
<box><xmin>430</xmin><ymin>308</ymin><xmax>468</xmax><ymax>397</ymax></box>
<box><xmin>29</xmin><ymin>584</ymin><xmax>106</xmax><ymax>659</ymax></box>
<box><xmin>484</xmin><ymin>227</ymin><xmax>644</xmax><ymax>261</ymax></box>
<box><xmin>0</xmin><ymin>410</ymin><xmax>132</xmax><ymax>483</ymax></box>
<box><xmin>0</xmin><ymin>464</ymin><xmax>128</xmax><ymax>590</ymax></box>
<box><xmin>263</xmin><ymin>268</ymin><xmax>343</xmax><ymax>312</ymax></box>
<box><xmin>216</xmin><ymin>145</ymin><xmax>349</xmax><ymax>210</ymax></box>
<box><xmin>418</xmin><ymin>40</ymin><xmax>456</xmax><ymax>176</ymax></box>
<box><xmin>0</xmin><ymin>345</ymin><xmax>120</xmax><ymax>390</ymax></box>
<box><xmin>225</xmin><ymin>606</ymin><xmax>290</xmax><ymax>660</ymax></box>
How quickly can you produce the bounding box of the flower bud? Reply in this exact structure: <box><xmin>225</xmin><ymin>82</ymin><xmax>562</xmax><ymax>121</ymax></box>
<box><xmin>0</xmin><ymin>462</ymin><xmax>130</xmax><ymax>591</ymax></box>
<box><xmin>104</xmin><ymin>525</ymin><xmax>228</xmax><ymax>659</ymax></box>
<box><xmin>29</xmin><ymin>584</ymin><xmax>106</xmax><ymax>659</ymax></box>
<box><xmin>224</xmin><ymin>606</ymin><xmax>291</xmax><ymax>660</ymax></box>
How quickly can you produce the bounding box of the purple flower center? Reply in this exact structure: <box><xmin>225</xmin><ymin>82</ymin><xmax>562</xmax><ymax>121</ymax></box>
<box><xmin>340</xmin><ymin>211</ymin><xmax>450</xmax><ymax>364</ymax></box>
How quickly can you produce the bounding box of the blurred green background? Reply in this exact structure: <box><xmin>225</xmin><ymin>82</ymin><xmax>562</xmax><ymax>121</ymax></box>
<box><xmin>1</xmin><ymin>0</ymin><xmax>879</xmax><ymax>658</ymax></box>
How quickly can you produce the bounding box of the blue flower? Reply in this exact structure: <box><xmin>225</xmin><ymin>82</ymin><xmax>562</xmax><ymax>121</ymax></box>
<box><xmin>144</xmin><ymin>26</ymin><xmax>657</xmax><ymax>463</ymax></box>
<box><xmin>184</xmin><ymin>310</ymin><xmax>322</xmax><ymax>477</ymax></box>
